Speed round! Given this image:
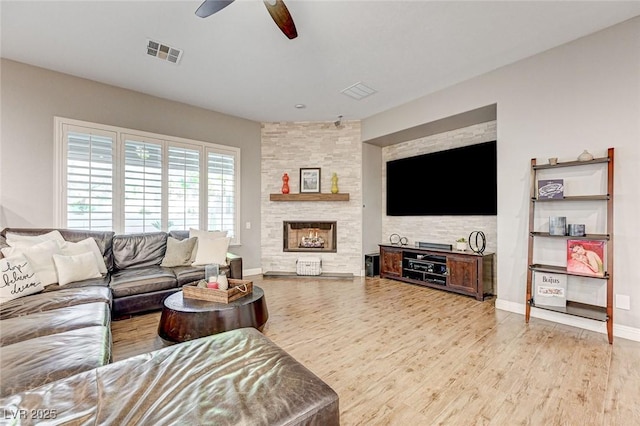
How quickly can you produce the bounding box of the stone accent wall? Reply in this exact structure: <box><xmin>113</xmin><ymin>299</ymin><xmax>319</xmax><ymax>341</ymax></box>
<box><xmin>382</xmin><ymin>121</ymin><xmax>498</xmax><ymax>253</ymax></box>
<box><xmin>261</xmin><ymin>121</ymin><xmax>363</xmax><ymax>275</ymax></box>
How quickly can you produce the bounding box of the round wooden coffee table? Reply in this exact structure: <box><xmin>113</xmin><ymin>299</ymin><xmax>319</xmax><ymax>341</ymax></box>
<box><xmin>158</xmin><ymin>286</ymin><xmax>268</xmax><ymax>343</ymax></box>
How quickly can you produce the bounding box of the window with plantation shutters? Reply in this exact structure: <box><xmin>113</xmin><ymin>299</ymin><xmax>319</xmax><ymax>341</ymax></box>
<box><xmin>63</xmin><ymin>126</ymin><xmax>115</xmax><ymax>231</ymax></box>
<box><xmin>123</xmin><ymin>137</ymin><xmax>163</xmax><ymax>233</ymax></box>
<box><xmin>207</xmin><ymin>150</ymin><xmax>236</xmax><ymax>238</ymax></box>
<box><xmin>168</xmin><ymin>146</ymin><xmax>200</xmax><ymax>231</ymax></box>
<box><xmin>54</xmin><ymin>117</ymin><xmax>240</xmax><ymax>243</ymax></box>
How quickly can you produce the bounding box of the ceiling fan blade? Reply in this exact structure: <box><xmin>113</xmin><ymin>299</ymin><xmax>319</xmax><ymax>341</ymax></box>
<box><xmin>195</xmin><ymin>0</ymin><xmax>235</xmax><ymax>18</ymax></box>
<box><xmin>263</xmin><ymin>0</ymin><xmax>298</xmax><ymax>39</ymax></box>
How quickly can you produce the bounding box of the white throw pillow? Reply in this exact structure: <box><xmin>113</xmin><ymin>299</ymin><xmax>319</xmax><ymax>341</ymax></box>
<box><xmin>52</xmin><ymin>252</ymin><xmax>101</xmax><ymax>286</ymax></box>
<box><xmin>6</xmin><ymin>230</ymin><xmax>65</xmax><ymax>248</ymax></box>
<box><xmin>58</xmin><ymin>238</ymin><xmax>107</xmax><ymax>274</ymax></box>
<box><xmin>1</xmin><ymin>240</ymin><xmax>61</xmax><ymax>286</ymax></box>
<box><xmin>189</xmin><ymin>228</ymin><xmax>228</xmax><ymax>262</ymax></box>
<box><xmin>0</xmin><ymin>254</ymin><xmax>44</xmax><ymax>304</ymax></box>
<box><xmin>191</xmin><ymin>237</ymin><xmax>231</xmax><ymax>266</ymax></box>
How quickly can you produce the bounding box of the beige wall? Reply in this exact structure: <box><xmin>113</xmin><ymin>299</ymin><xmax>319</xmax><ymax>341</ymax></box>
<box><xmin>363</xmin><ymin>17</ymin><xmax>640</xmax><ymax>339</ymax></box>
<box><xmin>0</xmin><ymin>59</ymin><xmax>263</xmax><ymax>270</ymax></box>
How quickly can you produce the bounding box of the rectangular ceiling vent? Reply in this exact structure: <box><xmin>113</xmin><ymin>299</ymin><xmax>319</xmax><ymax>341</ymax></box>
<box><xmin>146</xmin><ymin>39</ymin><xmax>182</xmax><ymax>64</ymax></box>
<box><xmin>341</xmin><ymin>82</ymin><xmax>377</xmax><ymax>100</ymax></box>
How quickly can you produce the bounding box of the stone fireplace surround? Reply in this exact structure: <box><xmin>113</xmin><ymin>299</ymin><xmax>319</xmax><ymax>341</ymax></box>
<box><xmin>261</xmin><ymin>121</ymin><xmax>363</xmax><ymax>276</ymax></box>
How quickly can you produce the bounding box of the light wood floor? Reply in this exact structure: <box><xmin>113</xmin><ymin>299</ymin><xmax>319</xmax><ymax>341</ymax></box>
<box><xmin>111</xmin><ymin>275</ymin><xmax>640</xmax><ymax>425</ymax></box>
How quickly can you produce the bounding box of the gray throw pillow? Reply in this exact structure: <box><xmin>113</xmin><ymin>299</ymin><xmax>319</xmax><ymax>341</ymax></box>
<box><xmin>160</xmin><ymin>237</ymin><xmax>197</xmax><ymax>267</ymax></box>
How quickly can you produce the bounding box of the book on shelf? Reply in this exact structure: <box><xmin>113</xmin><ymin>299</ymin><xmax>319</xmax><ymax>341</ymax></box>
<box><xmin>534</xmin><ymin>272</ymin><xmax>567</xmax><ymax>307</ymax></box>
<box><xmin>566</xmin><ymin>239</ymin><xmax>605</xmax><ymax>277</ymax></box>
<box><xmin>538</xmin><ymin>179</ymin><xmax>564</xmax><ymax>199</ymax></box>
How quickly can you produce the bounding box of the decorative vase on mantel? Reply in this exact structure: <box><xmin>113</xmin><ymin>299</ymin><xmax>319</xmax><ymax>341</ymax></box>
<box><xmin>331</xmin><ymin>173</ymin><xmax>339</xmax><ymax>194</ymax></box>
<box><xmin>282</xmin><ymin>173</ymin><xmax>290</xmax><ymax>194</ymax></box>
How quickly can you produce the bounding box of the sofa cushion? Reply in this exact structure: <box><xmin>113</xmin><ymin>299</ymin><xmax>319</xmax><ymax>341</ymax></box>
<box><xmin>113</xmin><ymin>232</ymin><xmax>167</xmax><ymax>270</ymax></box>
<box><xmin>0</xmin><ymin>302</ymin><xmax>110</xmax><ymax>346</ymax></box>
<box><xmin>160</xmin><ymin>236</ymin><xmax>197</xmax><ymax>267</ymax></box>
<box><xmin>109</xmin><ymin>266</ymin><xmax>177</xmax><ymax>298</ymax></box>
<box><xmin>172</xmin><ymin>265</ymin><xmax>205</xmax><ymax>286</ymax></box>
<box><xmin>0</xmin><ymin>254</ymin><xmax>44</xmax><ymax>305</ymax></box>
<box><xmin>0</xmin><ymin>286</ymin><xmax>112</xmax><ymax>320</ymax></box>
<box><xmin>58</xmin><ymin>237</ymin><xmax>108</xmax><ymax>274</ymax></box>
<box><xmin>42</xmin><ymin>273</ymin><xmax>110</xmax><ymax>293</ymax></box>
<box><xmin>5</xmin><ymin>230</ymin><xmax>65</xmax><ymax>246</ymax></box>
<box><xmin>172</xmin><ymin>264</ymin><xmax>230</xmax><ymax>286</ymax></box>
<box><xmin>0</xmin><ymin>328</ymin><xmax>340</xmax><ymax>425</ymax></box>
<box><xmin>53</xmin><ymin>252</ymin><xmax>102</xmax><ymax>286</ymax></box>
<box><xmin>0</xmin><ymin>368</ymin><xmax>99</xmax><ymax>424</ymax></box>
<box><xmin>189</xmin><ymin>228</ymin><xmax>228</xmax><ymax>263</ymax></box>
<box><xmin>192</xmin><ymin>236</ymin><xmax>231</xmax><ymax>266</ymax></box>
<box><xmin>0</xmin><ymin>326</ymin><xmax>111</xmax><ymax>398</ymax></box>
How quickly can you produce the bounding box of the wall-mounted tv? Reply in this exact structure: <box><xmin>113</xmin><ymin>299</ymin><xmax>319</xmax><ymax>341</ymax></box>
<box><xmin>386</xmin><ymin>141</ymin><xmax>497</xmax><ymax>216</ymax></box>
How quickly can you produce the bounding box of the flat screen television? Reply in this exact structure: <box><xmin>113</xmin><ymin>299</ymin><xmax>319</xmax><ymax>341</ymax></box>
<box><xmin>386</xmin><ymin>140</ymin><xmax>497</xmax><ymax>216</ymax></box>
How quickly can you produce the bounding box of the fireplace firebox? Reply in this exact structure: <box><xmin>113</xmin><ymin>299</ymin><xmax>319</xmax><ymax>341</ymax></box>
<box><xmin>283</xmin><ymin>221</ymin><xmax>337</xmax><ymax>252</ymax></box>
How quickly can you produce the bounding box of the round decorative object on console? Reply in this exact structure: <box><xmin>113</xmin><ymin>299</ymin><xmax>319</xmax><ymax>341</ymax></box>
<box><xmin>578</xmin><ymin>150</ymin><xmax>594</xmax><ymax>162</ymax></box>
<box><xmin>389</xmin><ymin>234</ymin><xmax>409</xmax><ymax>246</ymax></box>
<box><xmin>468</xmin><ymin>231</ymin><xmax>486</xmax><ymax>254</ymax></box>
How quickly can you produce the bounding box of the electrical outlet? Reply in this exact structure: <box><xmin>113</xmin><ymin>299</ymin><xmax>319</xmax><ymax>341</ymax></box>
<box><xmin>245</xmin><ymin>222</ymin><xmax>251</xmax><ymax>230</ymax></box>
<box><xmin>616</xmin><ymin>294</ymin><xmax>631</xmax><ymax>310</ymax></box>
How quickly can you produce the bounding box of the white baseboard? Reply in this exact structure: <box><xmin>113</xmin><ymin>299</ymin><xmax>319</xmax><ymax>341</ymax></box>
<box><xmin>243</xmin><ymin>267</ymin><xmax>262</xmax><ymax>277</ymax></box>
<box><xmin>495</xmin><ymin>298</ymin><xmax>640</xmax><ymax>343</ymax></box>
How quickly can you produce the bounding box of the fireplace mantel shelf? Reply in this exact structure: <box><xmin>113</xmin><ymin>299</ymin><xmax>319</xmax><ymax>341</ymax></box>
<box><xmin>270</xmin><ymin>193</ymin><xmax>350</xmax><ymax>202</ymax></box>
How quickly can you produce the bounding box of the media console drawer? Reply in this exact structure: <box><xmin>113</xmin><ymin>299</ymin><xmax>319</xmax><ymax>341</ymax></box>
<box><xmin>379</xmin><ymin>244</ymin><xmax>494</xmax><ymax>301</ymax></box>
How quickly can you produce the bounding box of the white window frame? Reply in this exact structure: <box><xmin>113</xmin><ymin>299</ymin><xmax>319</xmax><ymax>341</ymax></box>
<box><xmin>54</xmin><ymin>117</ymin><xmax>241</xmax><ymax>244</ymax></box>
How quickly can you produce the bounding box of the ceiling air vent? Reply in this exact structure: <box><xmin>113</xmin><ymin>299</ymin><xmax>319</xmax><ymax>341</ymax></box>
<box><xmin>341</xmin><ymin>82</ymin><xmax>377</xmax><ymax>100</ymax></box>
<box><xmin>146</xmin><ymin>39</ymin><xmax>182</xmax><ymax>64</ymax></box>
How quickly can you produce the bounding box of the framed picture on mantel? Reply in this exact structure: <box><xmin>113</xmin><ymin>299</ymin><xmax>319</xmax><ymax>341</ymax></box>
<box><xmin>300</xmin><ymin>168</ymin><xmax>321</xmax><ymax>193</ymax></box>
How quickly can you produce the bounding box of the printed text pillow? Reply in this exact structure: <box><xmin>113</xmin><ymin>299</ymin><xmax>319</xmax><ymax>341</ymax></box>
<box><xmin>0</xmin><ymin>254</ymin><xmax>44</xmax><ymax>304</ymax></box>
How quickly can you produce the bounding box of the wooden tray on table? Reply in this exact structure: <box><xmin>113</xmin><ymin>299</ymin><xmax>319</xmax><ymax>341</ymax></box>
<box><xmin>183</xmin><ymin>279</ymin><xmax>253</xmax><ymax>304</ymax></box>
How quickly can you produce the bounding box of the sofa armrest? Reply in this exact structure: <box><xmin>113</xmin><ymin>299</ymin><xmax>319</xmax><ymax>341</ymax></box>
<box><xmin>226</xmin><ymin>253</ymin><xmax>242</xmax><ymax>279</ymax></box>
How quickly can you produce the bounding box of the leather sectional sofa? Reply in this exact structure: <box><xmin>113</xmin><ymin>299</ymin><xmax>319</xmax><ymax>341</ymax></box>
<box><xmin>0</xmin><ymin>228</ymin><xmax>340</xmax><ymax>424</ymax></box>
<box><xmin>0</xmin><ymin>228</ymin><xmax>243</xmax><ymax>317</ymax></box>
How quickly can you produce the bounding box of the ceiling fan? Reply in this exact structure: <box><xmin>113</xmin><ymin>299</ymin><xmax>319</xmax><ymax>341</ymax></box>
<box><xmin>195</xmin><ymin>0</ymin><xmax>298</xmax><ymax>39</ymax></box>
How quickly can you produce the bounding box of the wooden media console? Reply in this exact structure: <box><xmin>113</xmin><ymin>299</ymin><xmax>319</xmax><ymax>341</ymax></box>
<box><xmin>379</xmin><ymin>244</ymin><xmax>494</xmax><ymax>301</ymax></box>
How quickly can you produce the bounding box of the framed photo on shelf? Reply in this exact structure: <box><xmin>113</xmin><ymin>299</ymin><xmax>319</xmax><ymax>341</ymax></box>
<box><xmin>300</xmin><ymin>168</ymin><xmax>321</xmax><ymax>193</ymax></box>
<box><xmin>567</xmin><ymin>239</ymin><xmax>605</xmax><ymax>277</ymax></box>
<box><xmin>538</xmin><ymin>179</ymin><xmax>564</xmax><ymax>199</ymax></box>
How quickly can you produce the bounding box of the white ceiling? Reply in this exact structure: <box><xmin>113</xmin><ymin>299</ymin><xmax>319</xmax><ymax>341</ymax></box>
<box><xmin>2</xmin><ymin>1</ymin><xmax>639</xmax><ymax>123</ymax></box>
